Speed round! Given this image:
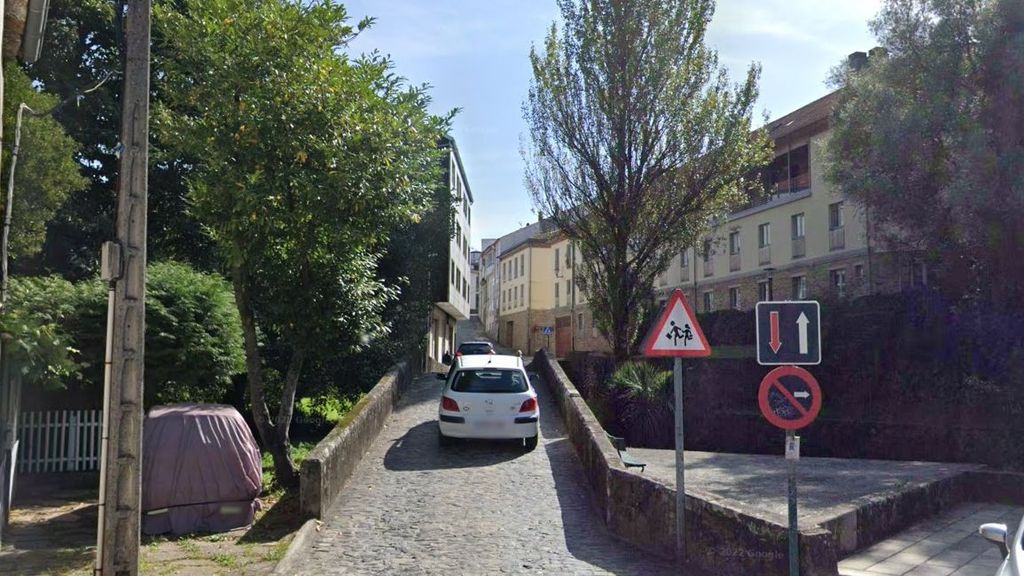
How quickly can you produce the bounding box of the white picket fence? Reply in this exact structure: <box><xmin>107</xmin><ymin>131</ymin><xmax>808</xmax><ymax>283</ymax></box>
<box><xmin>16</xmin><ymin>410</ymin><xmax>103</xmax><ymax>473</ymax></box>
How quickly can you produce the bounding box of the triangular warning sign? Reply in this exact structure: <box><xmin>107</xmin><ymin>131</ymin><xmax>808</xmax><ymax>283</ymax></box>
<box><xmin>641</xmin><ymin>289</ymin><xmax>712</xmax><ymax>357</ymax></box>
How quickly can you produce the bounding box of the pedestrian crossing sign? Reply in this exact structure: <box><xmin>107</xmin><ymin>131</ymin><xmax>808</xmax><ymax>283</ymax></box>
<box><xmin>641</xmin><ymin>289</ymin><xmax>711</xmax><ymax>357</ymax></box>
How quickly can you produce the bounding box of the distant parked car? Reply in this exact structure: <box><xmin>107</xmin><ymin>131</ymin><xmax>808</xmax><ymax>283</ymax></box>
<box><xmin>456</xmin><ymin>341</ymin><xmax>496</xmax><ymax>357</ymax></box>
<box><xmin>436</xmin><ymin>354</ymin><xmax>539</xmax><ymax>451</ymax></box>
<box><xmin>980</xmin><ymin>513</ymin><xmax>1024</xmax><ymax>575</ymax></box>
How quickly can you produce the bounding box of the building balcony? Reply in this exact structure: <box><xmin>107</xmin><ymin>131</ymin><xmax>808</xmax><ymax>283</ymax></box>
<box><xmin>729</xmin><ymin>252</ymin><xmax>741</xmax><ymax>272</ymax></box>
<box><xmin>830</xmin><ymin>227</ymin><xmax>845</xmax><ymax>251</ymax></box>
<box><xmin>792</xmin><ymin>237</ymin><xmax>806</xmax><ymax>259</ymax></box>
<box><xmin>758</xmin><ymin>245</ymin><xmax>771</xmax><ymax>266</ymax></box>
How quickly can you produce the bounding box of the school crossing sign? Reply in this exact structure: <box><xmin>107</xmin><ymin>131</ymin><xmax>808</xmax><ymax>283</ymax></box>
<box><xmin>642</xmin><ymin>289</ymin><xmax>711</xmax><ymax>358</ymax></box>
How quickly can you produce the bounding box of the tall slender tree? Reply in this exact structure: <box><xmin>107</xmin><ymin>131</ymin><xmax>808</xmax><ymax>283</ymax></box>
<box><xmin>524</xmin><ymin>0</ymin><xmax>772</xmax><ymax>361</ymax></box>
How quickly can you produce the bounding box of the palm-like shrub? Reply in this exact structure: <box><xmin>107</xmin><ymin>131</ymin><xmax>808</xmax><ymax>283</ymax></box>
<box><xmin>610</xmin><ymin>362</ymin><xmax>673</xmax><ymax>448</ymax></box>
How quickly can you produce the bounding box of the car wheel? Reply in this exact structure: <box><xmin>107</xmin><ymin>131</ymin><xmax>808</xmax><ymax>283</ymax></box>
<box><xmin>524</xmin><ymin>435</ymin><xmax>538</xmax><ymax>452</ymax></box>
<box><xmin>438</xmin><ymin>426</ymin><xmax>453</xmax><ymax>447</ymax></box>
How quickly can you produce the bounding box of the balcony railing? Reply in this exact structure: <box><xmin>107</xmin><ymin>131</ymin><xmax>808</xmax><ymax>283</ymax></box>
<box><xmin>830</xmin><ymin>227</ymin><xmax>845</xmax><ymax>251</ymax></box>
<box><xmin>758</xmin><ymin>245</ymin><xmax>771</xmax><ymax>266</ymax></box>
<box><xmin>792</xmin><ymin>237</ymin><xmax>806</xmax><ymax>259</ymax></box>
<box><xmin>729</xmin><ymin>252</ymin><xmax>741</xmax><ymax>272</ymax></box>
<box><xmin>703</xmin><ymin>259</ymin><xmax>714</xmax><ymax>277</ymax></box>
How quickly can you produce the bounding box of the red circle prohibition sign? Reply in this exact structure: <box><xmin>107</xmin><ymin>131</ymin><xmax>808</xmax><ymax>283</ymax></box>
<box><xmin>758</xmin><ymin>365</ymin><xmax>822</xmax><ymax>430</ymax></box>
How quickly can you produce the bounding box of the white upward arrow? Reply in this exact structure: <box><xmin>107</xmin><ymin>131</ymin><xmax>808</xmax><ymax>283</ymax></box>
<box><xmin>794</xmin><ymin>391</ymin><xmax>810</xmax><ymax>399</ymax></box>
<box><xmin>796</xmin><ymin>312</ymin><xmax>810</xmax><ymax>355</ymax></box>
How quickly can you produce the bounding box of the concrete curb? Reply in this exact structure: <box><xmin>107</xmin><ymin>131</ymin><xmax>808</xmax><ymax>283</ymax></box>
<box><xmin>272</xmin><ymin>518</ymin><xmax>321</xmax><ymax>576</ymax></box>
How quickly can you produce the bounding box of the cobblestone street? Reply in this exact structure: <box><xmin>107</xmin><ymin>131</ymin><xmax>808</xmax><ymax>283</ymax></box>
<box><xmin>290</xmin><ymin>368</ymin><xmax>680</xmax><ymax>575</ymax></box>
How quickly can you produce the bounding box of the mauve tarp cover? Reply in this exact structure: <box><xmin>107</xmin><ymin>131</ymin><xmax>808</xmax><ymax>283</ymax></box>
<box><xmin>141</xmin><ymin>404</ymin><xmax>262</xmax><ymax>535</ymax></box>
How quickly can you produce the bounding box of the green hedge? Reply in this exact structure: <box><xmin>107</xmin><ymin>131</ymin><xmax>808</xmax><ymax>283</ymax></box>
<box><xmin>7</xmin><ymin>260</ymin><xmax>244</xmax><ymax>408</ymax></box>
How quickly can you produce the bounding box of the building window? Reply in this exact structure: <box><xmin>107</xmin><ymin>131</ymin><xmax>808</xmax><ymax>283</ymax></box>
<box><xmin>520</xmin><ymin>254</ymin><xmax>525</xmax><ymax>277</ymax></box>
<box><xmin>729</xmin><ymin>287</ymin><xmax>741</xmax><ymax>310</ymax></box>
<box><xmin>680</xmin><ymin>250</ymin><xmax>689</xmax><ymax>268</ymax></box>
<box><xmin>555</xmin><ymin>282</ymin><xmax>560</xmax><ymax>307</ymax></box>
<box><xmin>451</xmin><ymin>259</ymin><xmax>456</xmax><ymax>284</ymax></box>
<box><xmin>703</xmin><ymin>290</ymin><xmax>714</xmax><ymax>312</ymax></box>
<box><xmin>854</xmin><ymin>264</ymin><xmax>864</xmax><ymax>280</ymax></box>
<box><xmin>577</xmin><ymin>313</ymin><xmax>584</xmax><ymax>330</ymax></box>
<box><xmin>791</xmin><ymin>213</ymin><xmax>805</xmax><ymax>238</ymax></box>
<box><xmin>792</xmin><ymin>276</ymin><xmax>807</xmax><ymax>299</ymax></box>
<box><xmin>758</xmin><ymin>279</ymin><xmax>773</xmax><ymax>302</ymax></box>
<box><xmin>829</xmin><ymin>202</ymin><xmax>844</xmax><ymax>230</ymax></box>
<box><xmin>566</xmin><ymin>280</ymin><xmax>571</xmax><ymax>305</ymax></box>
<box><xmin>830</xmin><ymin>268</ymin><xmax>847</xmax><ymax>297</ymax></box>
<box><xmin>729</xmin><ymin>231</ymin><xmax>741</xmax><ymax>255</ymax></box>
<box><xmin>555</xmin><ymin>248</ymin><xmax>560</xmax><ymax>273</ymax></box>
<box><xmin>758</xmin><ymin>223</ymin><xmax>771</xmax><ymax>248</ymax></box>
<box><xmin>702</xmin><ymin>238</ymin><xmax>712</xmax><ymax>262</ymax></box>
<box><xmin>766</xmin><ymin>144</ymin><xmax>810</xmax><ymax>194</ymax></box>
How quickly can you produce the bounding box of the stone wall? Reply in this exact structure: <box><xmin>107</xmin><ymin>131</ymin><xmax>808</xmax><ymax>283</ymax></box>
<box><xmin>300</xmin><ymin>359</ymin><xmax>415</xmax><ymax>518</ymax></box>
<box><xmin>532</xmin><ymin>349</ymin><xmax>839</xmax><ymax>575</ymax></box>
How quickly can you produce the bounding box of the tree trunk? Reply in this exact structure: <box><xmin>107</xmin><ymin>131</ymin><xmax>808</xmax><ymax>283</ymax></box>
<box><xmin>232</xmin><ymin>262</ymin><xmax>297</xmax><ymax>488</ymax></box>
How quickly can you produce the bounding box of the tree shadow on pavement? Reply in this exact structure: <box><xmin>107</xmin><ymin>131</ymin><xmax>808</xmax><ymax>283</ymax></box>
<box><xmin>383</xmin><ymin>421</ymin><xmax>526</xmax><ymax>471</ymax></box>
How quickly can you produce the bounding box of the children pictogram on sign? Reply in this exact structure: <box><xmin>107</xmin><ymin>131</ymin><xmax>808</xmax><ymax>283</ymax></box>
<box><xmin>666</xmin><ymin>321</ymin><xmax>694</xmax><ymax>347</ymax></box>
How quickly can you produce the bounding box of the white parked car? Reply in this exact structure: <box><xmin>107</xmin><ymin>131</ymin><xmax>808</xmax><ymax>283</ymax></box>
<box><xmin>436</xmin><ymin>354</ymin><xmax>539</xmax><ymax>451</ymax></box>
<box><xmin>980</xmin><ymin>514</ymin><xmax>1024</xmax><ymax>576</ymax></box>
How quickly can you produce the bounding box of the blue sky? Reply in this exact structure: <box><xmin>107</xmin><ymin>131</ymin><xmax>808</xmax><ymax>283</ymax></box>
<box><xmin>341</xmin><ymin>0</ymin><xmax>883</xmax><ymax>248</ymax></box>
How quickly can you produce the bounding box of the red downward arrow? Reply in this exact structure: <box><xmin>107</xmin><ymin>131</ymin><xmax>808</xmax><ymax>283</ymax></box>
<box><xmin>769</xmin><ymin>311</ymin><xmax>782</xmax><ymax>353</ymax></box>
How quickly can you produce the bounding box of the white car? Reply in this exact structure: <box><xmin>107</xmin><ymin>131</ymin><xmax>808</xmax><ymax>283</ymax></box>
<box><xmin>980</xmin><ymin>514</ymin><xmax>1024</xmax><ymax>576</ymax></box>
<box><xmin>436</xmin><ymin>354</ymin><xmax>539</xmax><ymax>451</ymax></box>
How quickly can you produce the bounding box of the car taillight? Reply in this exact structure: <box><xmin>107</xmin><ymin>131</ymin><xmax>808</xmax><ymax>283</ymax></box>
<box><xmin>519</xmin><ymin>398</ymin><xmax>538</xmax><ymax>412</ymax></box>
<box><xmin>441</xmin><ymin>396</ymin><xmax>460</xmax><ymax>412</ymax></box>
<box><xmin>455</xmin><ymin>351</ymin><xmax>463</xmax><ymax>357</ymax></box>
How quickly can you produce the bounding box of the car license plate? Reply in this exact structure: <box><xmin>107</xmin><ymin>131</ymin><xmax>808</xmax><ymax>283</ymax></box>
<box><xmin>474</xmin><ymin>420</ymin><xmax>505</xmax><ymax>429</ymax></box>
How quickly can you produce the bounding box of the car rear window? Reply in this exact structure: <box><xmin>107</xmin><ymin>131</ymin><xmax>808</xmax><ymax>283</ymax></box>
<box><xmin>451</xmin><ymin>369</ymin><xmax>528</xmax><ymax>393</ymax></box>
<box><xmin>458</xmin><ymin>343</ymin><xmax>493</xmax><ymax>355</ymax></box>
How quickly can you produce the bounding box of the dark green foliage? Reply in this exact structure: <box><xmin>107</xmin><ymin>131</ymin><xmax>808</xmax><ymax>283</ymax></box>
<box><xmin>4</xmin><ymin>262</ymin><xmax>243</xmax><ymax>407</ymax></box>
<box><xmin>609</xmin><ymin>362</ymin><xmax>674</xmax><ymax>448</ymax></box>
<box><xmin>826</xmin><ymin>0</ymin><xmax>1024</xmax><ymax>310</ymax></box>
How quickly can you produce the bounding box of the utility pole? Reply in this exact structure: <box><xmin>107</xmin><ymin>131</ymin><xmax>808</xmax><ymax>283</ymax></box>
<box><xmin>96</xmin><ymin>1</ymin><xmax>150</xmax><ymax>574</ymax></box>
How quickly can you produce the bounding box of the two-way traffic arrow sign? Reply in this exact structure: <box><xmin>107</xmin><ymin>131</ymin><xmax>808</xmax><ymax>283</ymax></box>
<box><xmin>756</xmin><ymin>301</ymin><xmax>821</xmax><ymax>366</ymax></box>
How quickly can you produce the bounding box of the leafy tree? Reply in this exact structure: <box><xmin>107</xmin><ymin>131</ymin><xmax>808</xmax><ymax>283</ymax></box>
<box><xmin>24</xmin><ymin>0</ymin><xmax>217</xmax><ymax>277</ymax></box>
<box><xmin>1</xmin><ymin>62</ymin><xmax>88</xmax><ymax>262</ymax></box>
<box><xmin>826</xmin><ymin>0</ymin><xmax>1024</xmax><ymax>310</ymax></box>
<box><xmin>3</xmin><ymin>262</ymin><xmax>244</xmax><ymax>404</ymax></box>
<box><xmin>524</xmin><ymin>0</ymin><xmax>773</xmax><ymax>361</ymax></box>
<box><xmin>155</xmin><ymin>0</ymin><xmax>450</xmax><ymax>486</ymax></box>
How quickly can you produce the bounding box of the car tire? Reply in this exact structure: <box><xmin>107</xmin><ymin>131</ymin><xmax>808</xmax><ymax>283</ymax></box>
<box><xmin>438</xmin><ymin>427</ymin><xmax>453</xmax><ymax>447</ymax></box>
<box><xmin>524</xmin><ymin>435</ymin><xmax>538</xmax><ymax>452</ymax></box>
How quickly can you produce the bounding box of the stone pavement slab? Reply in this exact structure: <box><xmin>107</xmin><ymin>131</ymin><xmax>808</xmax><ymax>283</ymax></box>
<box><xmin>838</xmin><ymin>502</ymin><xmax>1020</xmax><ymax>576</ymax></box>
<box><xmin>630</xmin><ymin>448</ymin><xmax>981</xmax><ymax>527</ymax></box>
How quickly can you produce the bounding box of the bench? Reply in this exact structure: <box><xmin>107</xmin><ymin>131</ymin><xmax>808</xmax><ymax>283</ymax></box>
<box><xmin>605</xmin><ymin>433</ymin><xmax>646</xmax><ymax>472</ymax></box>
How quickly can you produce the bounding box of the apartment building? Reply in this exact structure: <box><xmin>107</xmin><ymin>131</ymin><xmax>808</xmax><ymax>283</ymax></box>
<box><xmin>479</xmin><ymin>238</ymin><xmax>499</xmax><ymax>337</ymax></box>
<box><xmin>549</xmin><ymin>233</ymin><xmax>610</xmax><ymax>356</ymax></box>
<box><xmin>655</xmin><ymin>83</ymin><xmax>922</xmax><ymax>313</ymax></box>
<box><xmin>469</xmin><ymin>250</ymin><xmax>481</xmax><ymax>315</ymax></box>
<box><xmin>426</xmin><ymin>136</ymin><xmax>473</xmax><ymax>370</ymax></box>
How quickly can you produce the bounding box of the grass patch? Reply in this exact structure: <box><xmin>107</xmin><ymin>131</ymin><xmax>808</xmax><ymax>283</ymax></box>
<box><xmin>211</xmin><ymin>552</ymin><xmax>238</xmax><ymax>568</ymax></box>
<box><xmin>263</xmin><ymin>536</ymin><xmax>293</xmax><ymax>562</ymax></box>
<box><xmin>261</xmin><ymin>441</ymin><xmax>318</xmax><ymax>491</ymax></box>
<box><xmin>177</xmin><ymin>538</ymin><xmax>200</xmax><ymax>559</ymax></box>
<box><xmin>296</xmin><ymin>394</ymin><xmax>362</xmax><ymax>424</ymax></box>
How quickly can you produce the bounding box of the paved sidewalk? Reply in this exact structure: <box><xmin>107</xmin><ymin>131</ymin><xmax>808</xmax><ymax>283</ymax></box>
<box><xmin>631</xmin><ymin>448</ymin><xmax>980</xmax><ymax>526</ymax></box>
<box><xmin>838</xmin><ymin>502</ymin><xmax>1019</xmax><ymax>576</ymax></box>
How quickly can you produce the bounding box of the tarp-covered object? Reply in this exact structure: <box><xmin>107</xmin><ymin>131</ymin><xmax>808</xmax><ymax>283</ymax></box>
<box><xmin>142</xmin><ymin>404</ymin><xmax>262</xmax><ymax>535</ymax></box>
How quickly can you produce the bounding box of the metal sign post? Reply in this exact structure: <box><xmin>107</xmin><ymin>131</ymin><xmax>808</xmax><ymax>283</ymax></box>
<box><xmin>673</xmin><ymin>356</ymin><xmax>685</xmax><ymax>560</ymax></box>
<box><xmin>786</xmin><ymin>431</ymin><xmax>800</xmax><ymax>576</ymax></box>
<box><xmin>641</xmin><ymin>289</ymin><xmax>711</xmax><ymax>564</ymax></box>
